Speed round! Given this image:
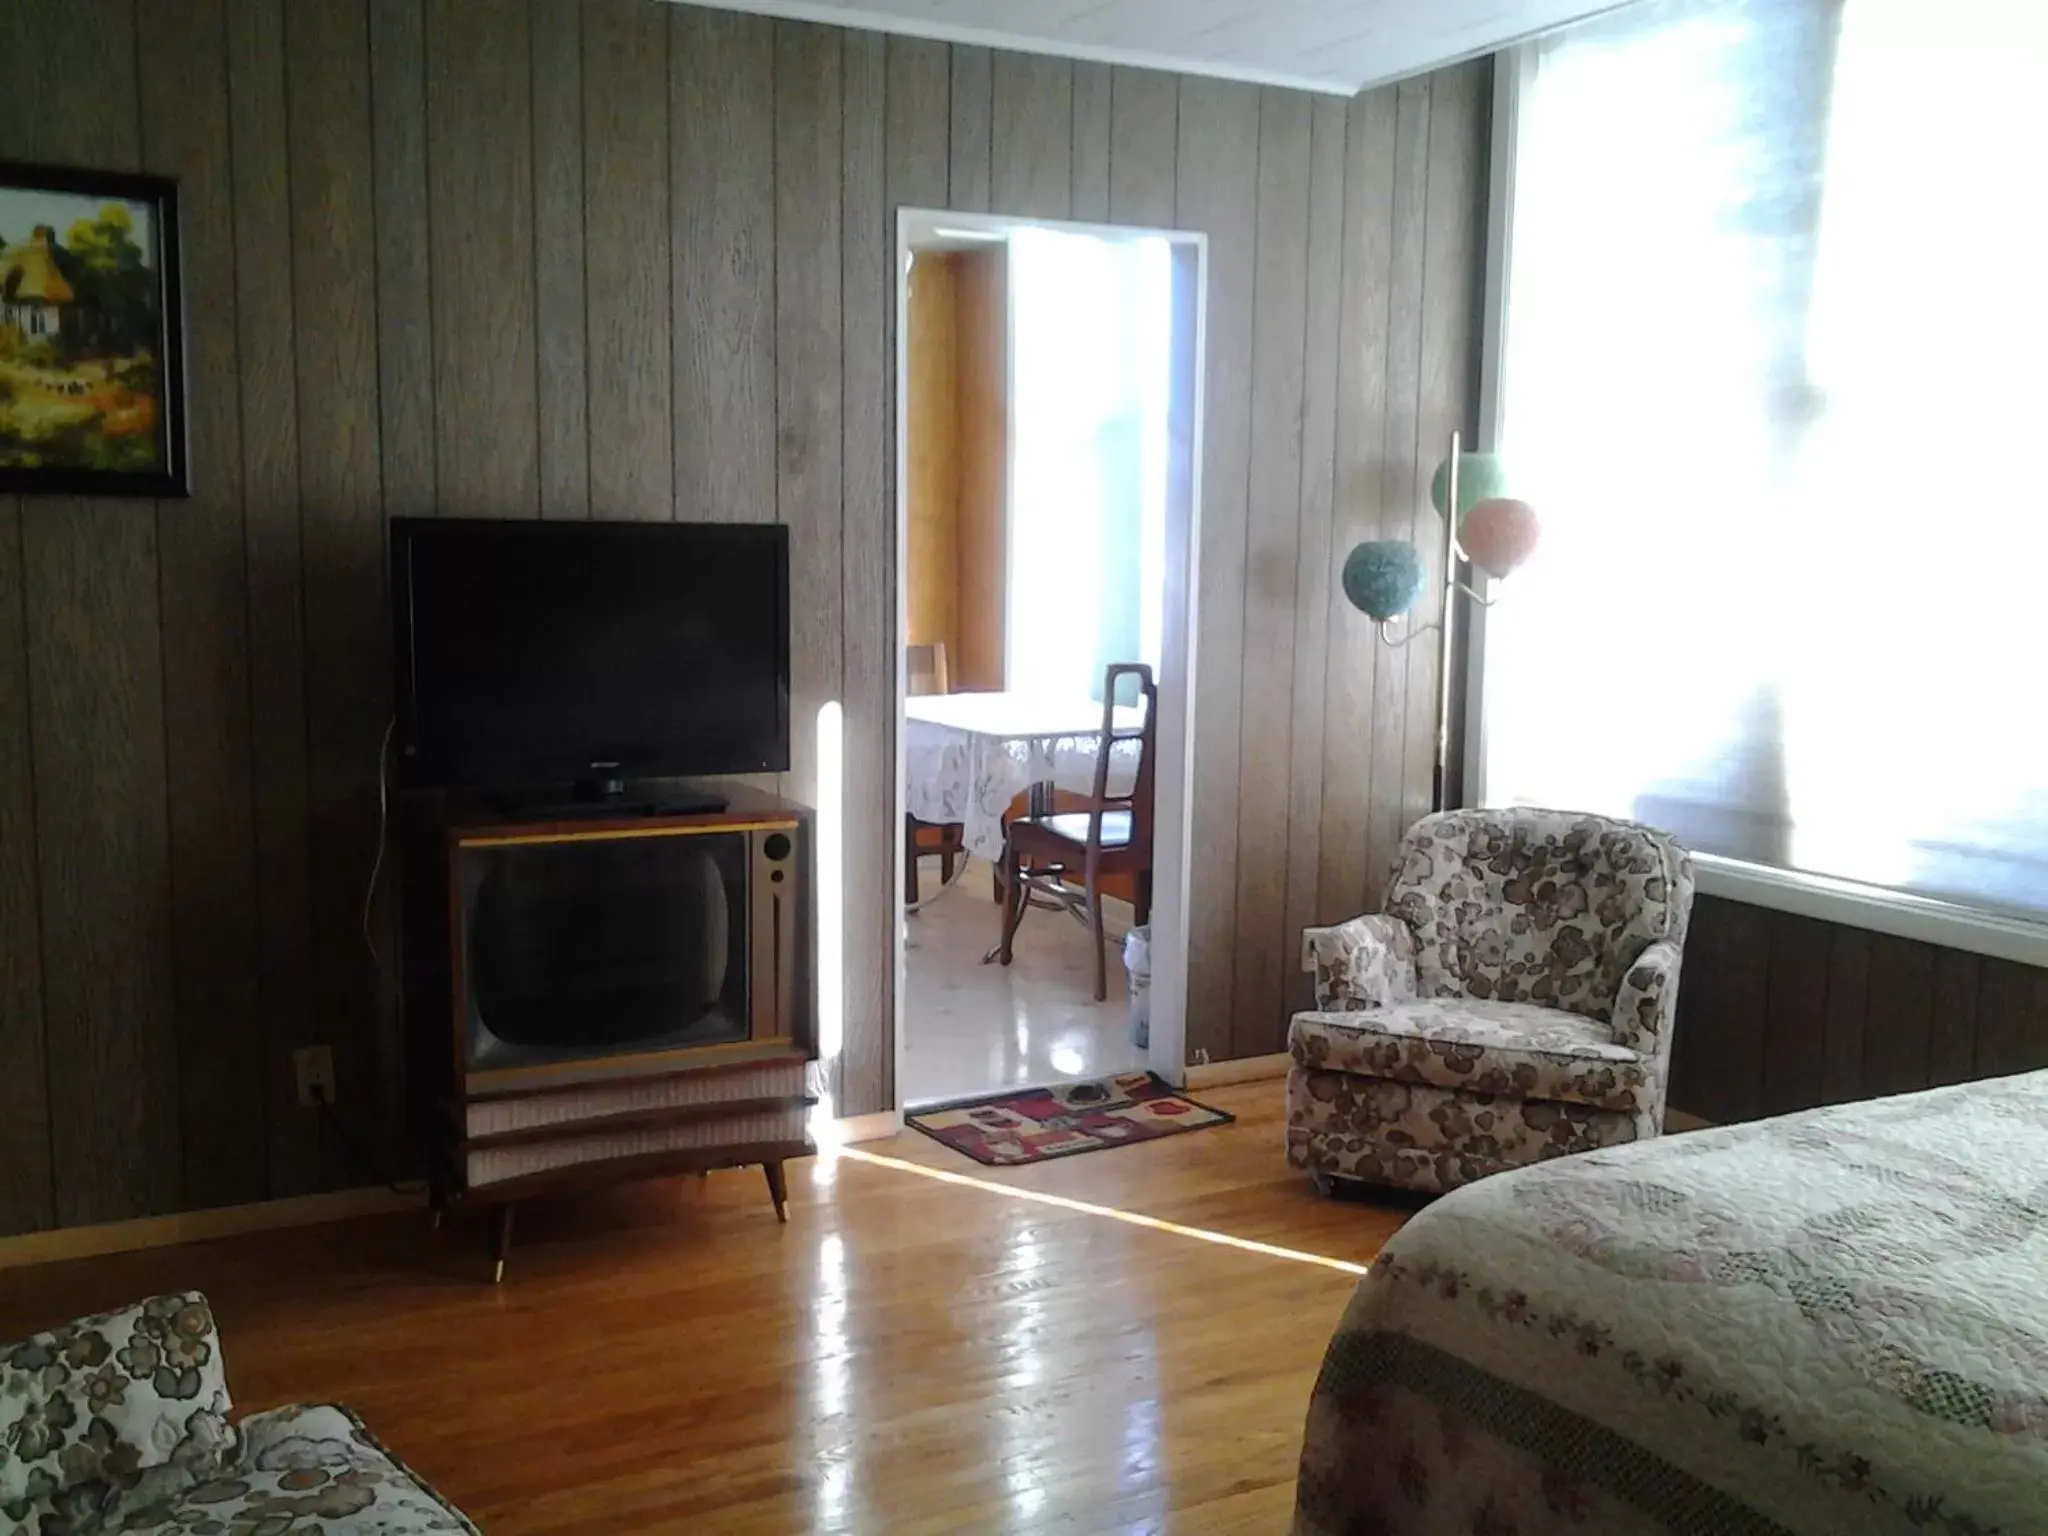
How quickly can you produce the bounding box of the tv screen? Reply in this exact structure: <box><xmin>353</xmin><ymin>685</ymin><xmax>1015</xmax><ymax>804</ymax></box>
<box><xmin>392</xmin><ymin>518</ymin><xmax>789</xmax><ymax>788</ymax></box>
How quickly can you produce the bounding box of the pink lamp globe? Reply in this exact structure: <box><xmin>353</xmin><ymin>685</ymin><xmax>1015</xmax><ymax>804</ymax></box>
<box><xmin>1460</xmin><ymin>497</ymin><xmax>1541</xmax><ymax>579</ymax></box>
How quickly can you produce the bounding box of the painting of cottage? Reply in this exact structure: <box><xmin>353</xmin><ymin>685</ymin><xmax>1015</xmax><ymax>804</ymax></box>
<box><xmin>0</xmin><ymin>168</ymin><xmax>183</xmax><ymax>493</ymax></box>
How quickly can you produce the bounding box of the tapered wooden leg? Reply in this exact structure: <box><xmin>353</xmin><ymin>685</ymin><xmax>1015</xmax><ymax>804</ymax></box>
<box><xmin>1134</xmin><ymin>871</ymin><xmax>1153</xmax><ymax>928</ymax></box>
<box><xmin>763</xmin><ymin>1161</ymin><xmax>788</xmax><ymax>1224</ymax></box>
<box><xmin>998</xmin><ymin>841</ymin><xmax>1025</xmax><ymax>965</ymax></box>
<box><xmin>903</xmin><ymin>815</ymin><xmax>920</xmax><ymax>905</ymax></box>
<box><xmin>940</xmin><ymin>848</ymin><xmax>956</xmax><ymax>884</ymax></box>
<box><xmin>491</xmin><ymin>1202</ymin><xmax>516</xmax><ymax>1284</ymax></box>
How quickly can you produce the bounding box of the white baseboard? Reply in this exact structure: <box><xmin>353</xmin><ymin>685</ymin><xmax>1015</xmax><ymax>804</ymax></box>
<box><xmin>1186</xmin><ymin>1052</ymin><xmax>1291</xmax><ymax>1090</ymax></box>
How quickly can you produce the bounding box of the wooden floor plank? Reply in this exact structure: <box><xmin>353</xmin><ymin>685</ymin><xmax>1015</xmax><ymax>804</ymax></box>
<box><xmin>0</xmin><ymin>1084</ymin><xmax>1393</xmax><ymax>1533</ymax></box>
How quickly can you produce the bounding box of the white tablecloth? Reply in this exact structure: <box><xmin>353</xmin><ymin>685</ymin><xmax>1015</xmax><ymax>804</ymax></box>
<box><xmin>905</xmin><ymin>691</ymin><xmax>1145</xmax><ymax>860</ymax></box>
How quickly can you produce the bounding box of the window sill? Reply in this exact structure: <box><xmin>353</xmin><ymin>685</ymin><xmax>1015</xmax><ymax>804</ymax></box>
<box><xmin>1692</xmin><ymin>855</ymin><xmax>2048</xmax><ymax>968</ymax></box>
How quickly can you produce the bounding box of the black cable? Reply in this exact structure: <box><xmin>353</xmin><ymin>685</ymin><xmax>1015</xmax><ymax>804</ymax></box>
<box><xmin>311</xmin><ymin>1085</ymin><xmax>429</xmax><ymax>1197</ymax></box>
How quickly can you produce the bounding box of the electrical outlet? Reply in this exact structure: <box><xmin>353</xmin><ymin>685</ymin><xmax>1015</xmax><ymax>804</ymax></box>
<box><xmin>1192</xmin><ymin>1047</ymin><xmax>1211</xmax><ymax>1066</ymax></box>
<box><xmin>294</xmin><ymin>1046</ymin><xmax>335</xmax><ymax>1107</ymax></box>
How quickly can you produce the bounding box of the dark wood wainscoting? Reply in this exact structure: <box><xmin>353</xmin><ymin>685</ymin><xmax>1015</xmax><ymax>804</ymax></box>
<box><xmin>1669</xmin><ymin>895</ymin><xmax>2048</xmax><ymax>1125</ymax></box>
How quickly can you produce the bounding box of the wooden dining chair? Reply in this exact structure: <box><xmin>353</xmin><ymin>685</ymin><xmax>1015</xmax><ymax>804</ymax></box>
<box><xmin>997</xmin><ymin>662</ymin><xmax>1156</xmax><ymax>1001</ymax></box>
<box><xmin>904</xmin><ymin>642</ymin><xmax>967</xmax><ymax>901</ymax></box>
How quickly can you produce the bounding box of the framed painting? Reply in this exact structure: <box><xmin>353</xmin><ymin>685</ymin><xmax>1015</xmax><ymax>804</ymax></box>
<box><xmin>0</xmin><ymin>161</ymin><xmax>187</xmax><ymax>498</ymax></box>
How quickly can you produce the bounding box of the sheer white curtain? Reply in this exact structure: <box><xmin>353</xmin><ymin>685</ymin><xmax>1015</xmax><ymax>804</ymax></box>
<box><xmin>1006</xmin><ymin>228</ymin><xmax>1172</xmax><ymax>703</ymax></box>
<box><xmin>1483</xmin><ymin>0</ymin><xmax>2048</xmax><ymax>918</ymax></box>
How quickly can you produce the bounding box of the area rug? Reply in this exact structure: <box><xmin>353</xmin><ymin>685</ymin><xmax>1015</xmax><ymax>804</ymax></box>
<box><xmin>905</xmin><ymin>1072</ymin><xmax>1234</xmax><ymax>1167</ymax></box>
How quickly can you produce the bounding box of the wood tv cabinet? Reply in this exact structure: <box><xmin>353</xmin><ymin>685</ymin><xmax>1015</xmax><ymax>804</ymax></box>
<box><xmin>400</xmin><ymin>786</ymin><xmax>816</xmax><ymax>1280</ymax></box>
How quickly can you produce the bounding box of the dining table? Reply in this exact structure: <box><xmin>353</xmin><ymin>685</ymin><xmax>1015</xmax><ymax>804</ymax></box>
<box><xmin>903</xmin><ymin>689</ymin><xmax>1145</xmax><ymax>865</ymax></box>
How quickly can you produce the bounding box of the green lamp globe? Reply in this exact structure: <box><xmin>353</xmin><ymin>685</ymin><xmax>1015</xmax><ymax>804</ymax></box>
<box><xmin>1430</xmin><ymin>452</ymin><xmax>1508</xmax><ymax>523</ymax></box>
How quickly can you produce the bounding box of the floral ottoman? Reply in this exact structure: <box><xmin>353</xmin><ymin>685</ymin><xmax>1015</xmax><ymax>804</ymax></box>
<box><xmin>1</xmin><ymin>1293</ymin><xmax>474</xmax><ymax>1535</ymax></box>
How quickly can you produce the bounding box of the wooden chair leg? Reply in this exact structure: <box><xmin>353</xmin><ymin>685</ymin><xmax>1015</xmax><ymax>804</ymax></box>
<box><xmin>490</xmin><ymin>1201</ymin><xmax>516</xmax><ymax>1285</ymax></box>
<box><xmin>940</xmin><ymin>848</ymin><xmax>956</xmax><ymax>884</ymax></box>
<box><xmin>903</xmin><ymin>815</ymin><xmax>920</xmax><ymax>905</ymax></box>
<box><xmin>763</xmin><ymin>1161</ymin><xmax>788</xmax><ymax>1224</ymax></box>
<box><xmin>1134</xmin><ymin>871</ymin><xmax>1153</xmax><ymax>928</ymax></box>
<box><xmin>998</xmin><ymin>842</ymin><xmax>1026</xmax><ymax>965</ymax></box>
<box><xmin>1087</xmin><ymin>881</ymin><xmax>1107</xmax><ymax>1002</ymax></box>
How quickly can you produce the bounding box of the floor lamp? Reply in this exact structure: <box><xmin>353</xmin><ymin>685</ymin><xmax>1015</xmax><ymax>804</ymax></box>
<box><xmin>1339</xmin><ymin>430</ymin><xmax>1541</xmax><ymax>811</ymax></box>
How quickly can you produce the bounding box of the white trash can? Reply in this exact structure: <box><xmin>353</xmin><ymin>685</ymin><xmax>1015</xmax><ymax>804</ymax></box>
<box><xmin>1124</xmin><ymin>924</ymin><xmax>1151</xmax><ymax>1049</ymax></box>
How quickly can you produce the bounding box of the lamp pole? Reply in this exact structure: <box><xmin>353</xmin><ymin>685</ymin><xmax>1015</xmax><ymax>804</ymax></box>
<box><xmin>1432</xmin><ymin>431</ymin><xmax>1462</xmax><ymax>813</ymax></box>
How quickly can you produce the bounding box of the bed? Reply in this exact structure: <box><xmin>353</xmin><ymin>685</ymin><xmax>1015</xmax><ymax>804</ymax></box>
<box><xmin>1293</xmin><ymin>1071</ymin><xmax>2048</xmax><ymax>1535</ymax></box>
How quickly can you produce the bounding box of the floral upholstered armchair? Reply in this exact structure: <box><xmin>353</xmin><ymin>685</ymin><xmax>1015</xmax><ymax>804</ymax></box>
<box><xmin>1</xmin><ymin>1292</ymin><xmax>475</xmax><ymax>1534</ymax></box>
<box><xmin>1286</xmin><ymin>808</ymin><xmax>1694</xmax><ymax>1194</ymax></box>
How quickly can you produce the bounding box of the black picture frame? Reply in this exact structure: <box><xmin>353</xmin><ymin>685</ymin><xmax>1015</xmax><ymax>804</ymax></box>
<box><xmin>0</xmin><ymin>159</ymin><xmax>188</xmax><ymax>499</ymax></box>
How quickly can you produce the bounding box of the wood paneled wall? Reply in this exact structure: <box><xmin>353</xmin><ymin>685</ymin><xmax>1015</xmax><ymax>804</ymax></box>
<box><xmin>1670</xmin><ymin>897</ymin><xmax>2048</xmax><ymax>1124</ymax></box>
<box><xmin>0</xmin><ymin>0</ymin><xmax>1492</xmax><ymax>1235</ymax></box>
<box><xmin>903</xmin><ymin>254</ymin><xmax>961</xmax><ymax>662</ymax></box>
<box><xmin>950</xmin><ymin>247</ymin><xmax>1008</xmax><ymax>693</ymax></box>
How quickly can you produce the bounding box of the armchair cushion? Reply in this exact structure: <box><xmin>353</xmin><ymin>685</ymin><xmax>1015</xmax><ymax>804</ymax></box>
<box><xmin>1</xmin><ymin>1292</ymin><xmax>232</xmax><ymax>1525</ymax></box>
<box><xmin>1387</xmin><ymin>808</ymin><xmax>1692</xmax><ymax>1023</ymax></box>
<box><xmin>114</xmin><ymin>1403</ymin><xmax>479</xmax><ymax>1534</ymax></box>
<box><xmin>1301</xmin><ymin>915</ymin><xmax>1418</xmax><ymax>1012</ymax></box>
<box><xmin>1289</xmin><ymin>999</ymin><xmax>1654</xmax><ymax>1115</ymax></box>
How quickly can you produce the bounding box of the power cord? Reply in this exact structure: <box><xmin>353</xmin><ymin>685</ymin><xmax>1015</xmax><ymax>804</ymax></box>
<box><xmin>309</xmin><ymin>1080</ymin><xmax>428</xmax><ymax>1197</ymax></box>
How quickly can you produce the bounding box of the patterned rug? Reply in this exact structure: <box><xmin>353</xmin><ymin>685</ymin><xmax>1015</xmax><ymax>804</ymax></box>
<box><xmin>905</xmin><ymin>1071</ymin><xmax>1235</xmax><ymax>1167</ymax></box>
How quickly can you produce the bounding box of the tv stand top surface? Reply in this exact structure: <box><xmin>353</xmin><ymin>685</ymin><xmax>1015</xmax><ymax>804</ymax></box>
<box><xmin>419</xmin><ymin>781</ymin><xmax>810</xmax><ymax>838</ymax></box>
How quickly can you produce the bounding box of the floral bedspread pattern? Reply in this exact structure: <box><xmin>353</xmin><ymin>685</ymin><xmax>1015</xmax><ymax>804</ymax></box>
<box><xmin>2</xmin><ymin>1293</ymin><xmax>474</xmax><ymax>1535</ymax></box>
<box><xmin>1294</xmin><ymin>1072</ymin><xmax>2048</xmax><ymax>1535</ymax></box>
<box><xmin>1288</xmin><ymin>809</ymin><xmax>1692</xmax><ymax>1193</ymax></box>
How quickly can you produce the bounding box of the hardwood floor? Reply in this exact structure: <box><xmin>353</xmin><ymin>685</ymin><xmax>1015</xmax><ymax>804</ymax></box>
<box><xmin>0</xmin><ymin>1083</ymin><xmax>1411</xmax><ymax>1533</ymax></box>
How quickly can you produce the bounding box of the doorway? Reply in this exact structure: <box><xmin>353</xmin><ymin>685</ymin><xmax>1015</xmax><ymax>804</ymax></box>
<box><xmin>892</xmin><ymin>209</ymin><xmax>1206</xmax><ymax>1110</ymax></box>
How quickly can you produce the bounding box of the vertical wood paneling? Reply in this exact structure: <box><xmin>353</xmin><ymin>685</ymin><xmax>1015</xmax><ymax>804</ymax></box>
<box><xmin>1107</xmin><ymin>68</ymin><xmax>1177</xmax><ymax>227</ymax></box>
<box><xmin>426</xmin><ymin>0</ymin><xmax>536</xmax><ymax>517</ymax></box>
<box><xmin>1976</xmin><ymin>958</ymin><xmax>2048</xmax><ymax>1080</ymax></box>
<box><xmin>288</xmin><ymin>0</ymin><xmax>390</xmax><ymax>1187</ymax></box>
<box><xmin>1406</xmin><ymin>64</ymin><xmax>1485</xmax><ymax>832</ymax></box>
<box><xmin>1317</xmin><ymin>87</ymin><xmax>1397</xmax><ymax>922</ymax></box>
<box><xmin>1228</xmin><ymin>89</ymin><xmax>1313</xmax><ymax>1061</ymax></box>
<box><xmin>19</xmin><ymin>0</ymin><xmax>183</xmax><ymax>1227</ymax></box>
<box><xmin>841</xmin><ymin>29</ymin><xmax>891</xmax><ymax>1115</ymax></box>
<box><xmin>1671</xmin><ymin>897</ymin><xmax>1769</xmax><ymax>1123</ymax></box>
<box><xmin>229</xmin><ymin>0</ymin><xmax>321</xmax><ymax>1200</ymax></box>
<box><xmin>1280</xmin><ymin>96</ymin><xmax>1348</xmax><ymax>1017</ymax></box>
<box><xmin>141</xmin><ymin>0</ymin><xmax>267</xmax><ymax>1212</ymax></box>
<box><xmin>583</xmin><ymin>0</ymin><xmax>671</xmax><ymax>520</ymax></box>
<box><xmin>1928</xmin><ymin>948</ymin><xmax>1980</xmax><ymax>1086</ymax></box>
<box><xmin>0</xmin><ymin>6</ymin><xmax>53</xmax><ymax>1237</ymax></box>
<box><xmin>673</xmin><ymin>6</ymin><xmax>776</xmax><ymax>524</ymax></box>
<box><xmin>948</xmin><ymin>45</ymin><xmax>992</xmax><ymax>211</ymax></box>
<box><xmin>1069</xmin><ymin>61</ymin><xmax>1111</xmax><ymax>222</ymax></box>
<box><xmin>529</xmin><ymin>0</ymin><xmax>588</xmax><ymax>520</ymax></box>
<box><xmin>370</xmin><ymin>0</ymin><xmax>437</xmax><ymax>517</ymax></box>
<box><xmin>0</xmin><ymin>491</ymin><xmax>48</xmax><ymax>1232</ymax></box>
<box><xmin>1821</xmin><ymin>926</ymin><xmax>1871</xmax><ymax>1103</ymax></box>
<box><xmin>887</xmin><ymin>38</ymin><xmax>952</xmax><ymax>212</ymax></box>
<box><xmin>1863</xmin><ymin>935</ymin><xmax>1934</xmax><ymax>1100</ymax></box>
<box><xmin>1359</xmin><ymin>79</ymin><xmax>1431</xmax><ymax>916</ymax></box>
<box><xmin>775</xmin><ymin>20</ymin><xmax>843</xmax><ymax>816</ymax></box>
<box><xmin>991</xmin><ymin>52</ymin><xmax>1073</xmax><ymax>219</ymax></box>
<box><xmin>1760</xmin><ymin>910</ymin><xmax>1831</xmax><ymax>1115</ymax></box>
<box><xmin>1174</xmin><ymin>77</ymin><xmax>1260</xmax><ymax>1062</ymax></box>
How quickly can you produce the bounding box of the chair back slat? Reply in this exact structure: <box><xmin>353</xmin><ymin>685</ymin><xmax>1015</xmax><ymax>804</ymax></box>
<box><xmin>1087</xmin><ymin>662</ymin><xmax>1157</xmax><ymax>861</ymax></box>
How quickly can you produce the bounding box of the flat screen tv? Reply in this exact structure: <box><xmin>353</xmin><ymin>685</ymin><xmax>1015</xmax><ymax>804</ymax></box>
<box><xmin>391</xmin><ymin>517</ymin><xmax>790</xmax><ymax>790</ymax></box>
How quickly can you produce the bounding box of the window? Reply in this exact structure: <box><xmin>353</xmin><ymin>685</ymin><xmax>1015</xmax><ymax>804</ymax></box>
<box><xmin>1006</xmin><ymin>228</ymin><xmax>1173</xmax><ymax>702</ymax></box>
<box><xmin>1481</xmin><ymin>0</ymin><xmax>2048</xmax><ymax>931</ymax></box>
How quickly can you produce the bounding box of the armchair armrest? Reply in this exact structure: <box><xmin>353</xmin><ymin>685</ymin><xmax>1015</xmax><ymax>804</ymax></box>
<box><xmin>1</xmin><ymin>1291</ymin><xmax>233</xmax><ymax>1517</ymax></box>
<box><xmin>1300</xmin><ymin>914</ymin><xmax>1418</xmax><ymax>1011</ymax></box>
<box><xmin>1613</xmin><ymin>938</ymin><xmax>1683</xmax><ymax>1057</ymax></box>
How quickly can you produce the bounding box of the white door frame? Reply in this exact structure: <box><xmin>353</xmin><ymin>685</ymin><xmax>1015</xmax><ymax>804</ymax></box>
<box><xmin>891</xmin><ymin>207</ymin><xmax>1209</xmax><ymax>1113</ymax></box>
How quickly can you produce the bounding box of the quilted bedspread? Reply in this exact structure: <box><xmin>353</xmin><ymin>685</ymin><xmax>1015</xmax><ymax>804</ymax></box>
<box><xmin>1293</xmin><ymin>1072</ymin><xmax>2048</xmax><ymax>1536</ymax></box>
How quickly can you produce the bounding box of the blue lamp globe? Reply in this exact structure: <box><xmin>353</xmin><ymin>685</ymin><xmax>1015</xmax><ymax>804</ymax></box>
<box><xmin>1341</xmin><ymin>540</ymin><xmax>1425</xmax><ymax>622</ymax></box>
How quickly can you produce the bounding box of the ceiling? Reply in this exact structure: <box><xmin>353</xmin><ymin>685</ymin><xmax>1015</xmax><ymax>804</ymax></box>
<box><xmin>668</xmin><ymin>0</ymin><xmax>1631</xmax><ymax>95</ymax></box>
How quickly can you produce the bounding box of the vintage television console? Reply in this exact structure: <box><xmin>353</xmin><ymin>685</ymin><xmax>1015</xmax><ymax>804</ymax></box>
<box><xmin>401</xmin><ymin>787</ymin><xmax>815</xmax><ymax>1280</ymax></box>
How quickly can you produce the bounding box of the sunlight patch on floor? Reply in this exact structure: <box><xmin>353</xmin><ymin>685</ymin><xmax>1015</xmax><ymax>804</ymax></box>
<box><xmin>839</xmin><ymin>1146</ymin><xmax>1370</xmax><ymax>1276</ymax></box>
